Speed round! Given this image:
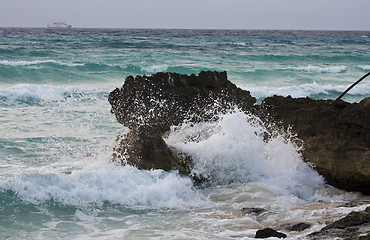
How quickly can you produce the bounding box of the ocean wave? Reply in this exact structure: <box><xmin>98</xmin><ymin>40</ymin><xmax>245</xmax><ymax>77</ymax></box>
<box><xmin>140</xmin><ymin>65</ymin><xmax>169</xmax><ymax>73</ymax></box>
<box><xmin>291</xmin><ymin>65</ymin><xmax>347</xmax><ymax>73</ymax></box>
<box><xmin>246</xmin><ymin>82</ymin><xmax>370</xmax><ymax>100</ymax></box>
<box><xmin>0</xmin><ymin>164</ymin><xmax>204</xmax><ymax>208</ymax></box>
<box><xmin>166</xmin><ymin>109</ymin><xmax>325</xmax><ymax>200</ymax></box>
<box><xmin>358</xmin><ymin>65</ymin><xmax>370</xmax><ymax>71</ymax></box>
<box><xmin>0</xmin><ymin>60</ymin><xmax>84</xmax><ymax>67</ymax></box>
<box><xmin>0</xmin><ymin>84</ymin><xmax>104</xmax><ymax>105</ymax></box>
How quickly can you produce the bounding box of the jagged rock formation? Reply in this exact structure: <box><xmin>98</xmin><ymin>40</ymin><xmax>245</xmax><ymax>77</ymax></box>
<box><xmin>258</xmin><ymin>96</ymin><xmax>370</xmax><ymax>194</ymax></box>
<box><xmin>108</xmin><ymin>71</ymin><xmax>370</xmax><ymax>194</ymax></box>
<box><xmin>108</xmin><ymin>71</ymin><xmax>256</xmax><ymax>174</ymax></box>
<box><xmin>309</xmin><ymin>206</ymin><xmax>370</xmax><ymax>240</ymax></box>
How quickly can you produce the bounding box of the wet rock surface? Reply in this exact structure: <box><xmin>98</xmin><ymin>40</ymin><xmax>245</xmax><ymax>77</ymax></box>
<box><xmin>309</xmin><ymin>207</ymin><xmax>370</xmax><ymax>240</ymax></box>
<box><xmin>241</xmin><ymin>207</ymin><xmax>267</xmax><ymax>216</ymax></box>
<box><xmin>258</xmin><ymin>96</ymin><xmax>370</xmax><ymax>194</ymax></box>
<box><xmin>112</xmin><ymin>130</ymin><xmax>191</xmax><ymax>175</ymax></box>
<box><xmin>109</xmin><ymin>71</ymin><xmax>256</xmax><ymax>174</ymax></box>
<box><xmin>282</xmin><ymin>222</ymin><xmax>311</xmax><ymax>232</ymax></box>
<box><xmin>255</xmin><ymin>228</ymin><xmax>287</xmax><ymax>238</ymax></box>
<box><xmin>109</xmin><ymin>71</ymin><xmax>370</xmax><ymax>194</ymax></box>
<box><xmin>109</xmin><ymin>71</ymin><xmax>256</xmax><ymax>134</ymax></box>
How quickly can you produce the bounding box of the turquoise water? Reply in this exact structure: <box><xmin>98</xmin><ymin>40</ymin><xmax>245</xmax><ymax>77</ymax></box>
<box><xmin>0</xmin><ymin>28</ymin><xmax>369</xmax><ymax>239</ymax></box>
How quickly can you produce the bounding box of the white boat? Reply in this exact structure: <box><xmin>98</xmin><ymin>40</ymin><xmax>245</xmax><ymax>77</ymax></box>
<box><xmin>47</xmin><ymin>22</ymin><xmax>72</xmax><ymax>28</ymax></box>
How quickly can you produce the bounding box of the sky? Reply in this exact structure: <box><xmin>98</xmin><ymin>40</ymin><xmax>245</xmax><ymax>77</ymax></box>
<box><xmin>1</xmin><ymin>0</ymin><xmax>370</xmax><ymax>30</ymax></box>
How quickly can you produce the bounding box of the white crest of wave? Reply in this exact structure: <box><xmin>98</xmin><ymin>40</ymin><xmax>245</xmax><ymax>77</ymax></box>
<box><xmin>0</xmin><ymin>164</ymin><xmax>203</xmax><ymax>208</ymax></box>
<box><xmin>359</xmin><ymin>65</ymin><xmax>370</xmax><ymax>71</ymax></box>
<box><xmin>141</xmin><ymin>65</ymin><xmax>168</xmax><ymax>73</ymax></box>
<box><xmin>0</xmin><ymin>59</ymin><xmax>83</xmax><ymax>67</ymax></box>
<box><xmin>165</xmin><ymin>110</ymin><xmax>325</xmax><ymax>200</ymax></box>
<box><xmin>247</xmin><ymin>81</ymin><xmax>370</xmax><ymax>100</ymax></box>
<box><xmin>292</xmin><ymin>65</ymin><xmax>347</xmax><ymax>73</ymax></box>
<box><xmin>0</xmin><ymin>84</ymin><xmax>97</xmax><ymax>103</ymax></box>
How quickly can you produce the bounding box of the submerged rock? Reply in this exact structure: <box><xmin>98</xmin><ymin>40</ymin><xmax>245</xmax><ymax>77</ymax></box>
<box><xmin>309</xmin><ymin>207</ymin><xmax>370</xmax><ymax>240</ymax></box>
<box><xmin>255</xmin><ymin>228</ymin><xmax>287</xmax><ymax>238</ymax></box>
<box><xmin>258</xmin><ymin>96</ymin><xmax>370</xmax><ymax>194</ymax></box>
<box><xmin>282</xmin><ymin>222</ymin><xmax>311</xmax><ymax>232</ymax></box>
<box><xmin>241</xmin><ymin>207</ymin><xmax>267</xmax><ymax>216</ymax></box>
<box><xmin>109</xmin><ymin>71</ymin><xmax>256</xmax><ymax>173</ymax></box>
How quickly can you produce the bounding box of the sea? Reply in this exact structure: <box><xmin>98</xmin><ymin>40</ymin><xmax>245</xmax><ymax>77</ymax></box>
<box><xmin>0</xmin><ymin>28</ymin><xmax>369</xmax><ymax>239</ymax></box>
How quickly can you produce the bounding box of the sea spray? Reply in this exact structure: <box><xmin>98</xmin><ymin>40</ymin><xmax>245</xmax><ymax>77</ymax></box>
<box><xmin>0</xmin><ymin>163</ymin><xmax>205</xmax><ymax>209</ymax></box>
<box><xmin>165</xmin><ymin>109</ymin><xmax>325</xmax><ymax>200</ymax></box>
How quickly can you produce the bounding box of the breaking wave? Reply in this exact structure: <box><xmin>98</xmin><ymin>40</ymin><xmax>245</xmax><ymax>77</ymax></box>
<box><xmin>0</xmin><ymin>60</ymin><xmax>84</xmax><ymax>67</ymax></box>
<box><xmin>0</xmin><ymin>84</ymin><xmax>105</xmax><ymax>105</ymax></box>
<box><xmin>291</xmin><ymin>65</ymin><xmax>347</xmax><ymax>73</ymax></box>
<box><xmin>0</xmin><ymin>164</ymin><xmax>204</xmax><ymax>209</ymax></box>
<box><xmin>359</xmin><ymin>65</ymin><xmax>370</xmax><ymax>71</ymax></box>
<box><xmin>140</xmin><ymin>65</ymin><xmax>169</xmax><ymax>73</ymax></box>
<box><xmin>245</xmin><ymin>82</ymin><xmax>370</xmax><ymax>100</ymax></box>
<box><xmin>166</xmin><ymin>109</ymin><xmax>325</xmax><ymax>200</ymax></box>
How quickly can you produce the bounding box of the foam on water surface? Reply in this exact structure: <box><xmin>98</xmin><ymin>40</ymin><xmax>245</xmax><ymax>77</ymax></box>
<box><xmin>0</xmin><ymin>163</ymin><xmax>204</xmax><ymax>209</ymax></box>
<box><xmin>292</xmin><ymin>65</ymin><xmax>347</xmax><ymax>73</ymax></box>
<box><xmin>246</xmin><ymin>81</ymin><xmax>370</xmax><ymax>100</ymax></box>
<box><xmin>0</xmin><ymin>59</ymin><xmax>84</xmax><ymax>67</ymax></box>
<box><xmin>166</xmin><ymin>109</ymin><xmax>325</xmax><ymax>200</ymax></box>
<box><xmin>140</xmin><ymin>65</ymin><xmax>169</xmax><ymax>73</ymax></box>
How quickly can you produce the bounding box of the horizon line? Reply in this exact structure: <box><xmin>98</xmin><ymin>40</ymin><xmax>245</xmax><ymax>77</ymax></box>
<box><xmin>1</xmin><ymin>26</ymin><xmax>370</xmax><ymax>32</ymax></box>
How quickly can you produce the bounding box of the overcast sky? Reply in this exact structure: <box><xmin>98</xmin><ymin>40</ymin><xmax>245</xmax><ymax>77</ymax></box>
<box><xmin>1</xmin><ymin>0</ymin><xmax>370</xmax><ymax>30</ymax></box>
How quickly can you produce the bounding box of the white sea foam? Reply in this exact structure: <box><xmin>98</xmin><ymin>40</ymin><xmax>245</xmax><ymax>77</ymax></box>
<box><xmin>233</xmin><ymin>42</ymin><xmax>247</xmax><ymax>46</ymax></box>
<box><xmin>0</xmin><ymin>84</ymin><xmax>99</xmax><ymax>104</ymax></box>
<box><xmin>0</xmin><ymin>59</ymin><xmax>84</xmax><ymax>67</ymax></box>
<box><xmin>359</xmin><ymin>65</ymin><xmax>370</xmax><ymax>71</ymax></box>
<box><xmin>292</xmin><ymin>65</ymin><xmax>347</xmax><ymax>73</ymax></box>
<box><xmin>165</xmin><ymin>109</ymin><xmax>325</xmax><ymax>200</ymax></box>
<box><xmin>141</xmin><ymin>65</ymin><xmax>168</xmax><ymax>73</ymax></box>
<box><xmin>246</xmin><ymin>82</ymin><xmax>370</xmax><ymax>100</ymax></box>
<box><xmin>0</xmin><ymin>163</ymin><xmax>204</xmax><ymax>208</ymax></box>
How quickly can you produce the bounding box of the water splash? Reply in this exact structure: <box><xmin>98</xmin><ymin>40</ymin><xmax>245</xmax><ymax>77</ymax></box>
<box><xmin>0</xmin><ymin>163</ymin><xmax>204</xmax><ymax>209</ymax></box>
<box><xmin>165</xmin><ymin>109</ymin><xmax>325</xmax><ymax>200</ymax></box>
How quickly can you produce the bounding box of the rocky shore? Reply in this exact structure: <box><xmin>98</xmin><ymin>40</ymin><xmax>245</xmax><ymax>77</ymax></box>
<box><xmin>108</xmin><ymin>71</ymin><xmax>370</xmax><ymax>239</ymax></box>
<box><xmin>248</xmin><ymin>203</ymin><xmax>370</xmax><ymax>239</ymax></box>
<box><xmin>308</xmin><ymin>205</ymin><xmax>370</xmax><ymax>240</ymax></box>
<box><xmin>109</xmin><ymin>71</ymin><xmax>369</xmax><ymax>195</ymax></box>
<box><xmin>258</xmin><ymin>95</ymin><xmax>370</xmax><ymax>194</ymax></box>
<box><xmin>108</xmin><ymin>71</ymin><xmax>256</xmax><ymax>179</ymax></box>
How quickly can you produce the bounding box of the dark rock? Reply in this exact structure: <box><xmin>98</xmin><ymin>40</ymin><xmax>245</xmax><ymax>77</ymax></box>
<box><xmin>109</xmin><ymin>70</ymin><xmax>370</xmax><ymax>192</ymax></box>
<box><xmin>109</xmin><ymin>71</ymin><xmax>256</xmax><ymax>173</ymax></box>
<box><xmin>109</xmin><ymin>71</ymin><xmax>256</xmax><ymax>134</ymax></box>
<box><xmin>112</xmin><ymin>130</ymin><xmax>191</xmax><ymax>175</ymax></box>
<box><xmin>241</xmin><ymin>207</ymin><xmax>267</xmax><ymax>216</ymax></box>
<box><xmin>339</xmin><ymin>200</ymin><xmax>370</xmax><ymax>208</ymax></box>
<box><xmin>255</xmin><ymin>228</ymin><xmax>287</xmax><ymax>238</ymax></box>
<box><xmin>283</xmin><ymin>222</ymin><xmax>311</xmax><ymax>232</ymax></box>
<box><xmin>323</xmin><ymin>211</ymin><xmax>370</xmax><ymax>230</ymax></box>
<box><xmin>257</xmin><ymin>96</ymin><xmax>370</xmax><ymax>194</ymax></box>
<box><xmin>309</xmin><ymin>208</ymin><xmax>370</xmax><ymax>240</ymax></box>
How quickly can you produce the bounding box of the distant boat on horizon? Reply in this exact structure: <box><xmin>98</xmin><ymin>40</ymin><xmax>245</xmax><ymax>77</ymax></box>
<box><xmin>47</xmin><ymin>22</ymin><xmax>72</xmax><ymax>29</ymax></box>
